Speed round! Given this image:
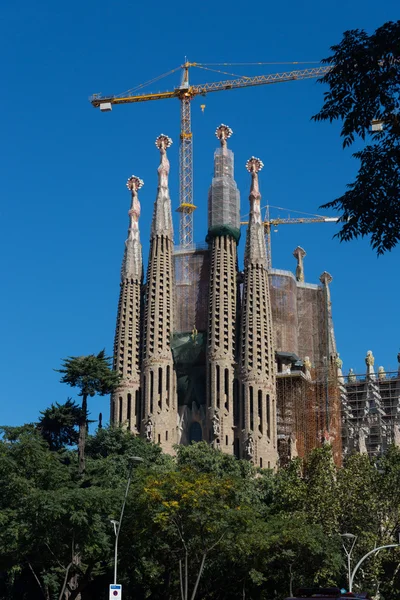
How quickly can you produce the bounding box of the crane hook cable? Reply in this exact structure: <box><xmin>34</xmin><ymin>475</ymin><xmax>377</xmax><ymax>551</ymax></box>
<box><xmin>115</xmin><ymin>65</ymin><xmax>182</xmax><ymax>98</ymax></box>
<box><xmin>193</xmin><ymin>64</ymin><xmax>252</xmax><ymax>79</ymax></box>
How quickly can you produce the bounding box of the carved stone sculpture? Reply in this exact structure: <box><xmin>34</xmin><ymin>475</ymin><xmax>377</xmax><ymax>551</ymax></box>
<box><xmin>378</xmin><ymin>366</ymin><xmax>386</xmax><ymax>381</ymax></box>
<box><xmin>144</xmin><ymin>415</ymin><xmax>153</xmax><ymax>442</ymax></box>
<box><xmin>211</xmin><ymin>410</ymin><xmax>221</xmax><ymax>437</ymax></box>
<box><xmin>348</xmin><ymin>368</ymin><xmax>356</xmax><ymax>383</ymax></box>
<box><xmin>365</xmin><ymin>350</ymin><xmax>374</xmax><ymax>367</ymax></box>
<box><xmin>244</xmin><ymin>432</ymin><xmax>254</xmax><ymax>459</ymax></box>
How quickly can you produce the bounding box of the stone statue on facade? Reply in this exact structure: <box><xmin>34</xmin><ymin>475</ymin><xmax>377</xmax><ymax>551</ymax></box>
<box><xmin>378</xmin><ymin>366</ymin><xmax>386</xmax><ymax>381</ymax></box>
<box><xmin>304</xmin><ymin>356</ymin><xmax>312</xmax><ymax>377</ymax></box>
<box><xmin>335</xmin><ymin>353</ymin><xmax>343</xmax><ymax>370</ymax></box>
<box><xmin>191</xmin><ymin>326</ymin><xmax>198</xmax><ymax>344</ymax></box>
<box><xmin>211</xmin><ymin>410</ymin><xmax>221</xmax><ymax>438</ymax></box>
<box><xmin>243</xmin><ymin>432</ymin><xmax>254</xmax><ymax>459</ymax></box>
<box><xmin>358</xmin><ymin>427</ymin><xmax>368</xmax><ymax>455</ymax></box>
<box><xmin>289</xmin><ymin>433</ymin><xmax>298</xmax><ymax>459</ymax></box>
<box><xmin>394</xmin><ymin>424</ymin><xmax>400</xmax><ymax>447</ymax></box>
<box><xmin>348</xmin><ymin>368</ymin><xmax>356</xmax><ymax>383</ymax></box>
<box><xmin>144</xmin><ymin>415</ymin><xmax>153</xmax><ymax>442</ymax></box>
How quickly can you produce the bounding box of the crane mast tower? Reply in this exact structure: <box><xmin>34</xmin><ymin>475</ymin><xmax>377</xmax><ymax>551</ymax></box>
<box><xmin>90</xmin><ymin>61</ymin><xmax>331</xmax><ymax>250</ymax></box>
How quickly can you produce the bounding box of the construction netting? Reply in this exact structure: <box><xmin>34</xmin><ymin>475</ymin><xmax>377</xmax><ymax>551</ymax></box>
<box><xmin>269</xmin><ymin>271</ymin><xmax>299</xmax><ymax>356</ymax></box>
<box><xmin>171</xmin><ymin>332</ymin><xmax>207</xmax><ymax>408</ymax></box>
<box><xmin>208</xmin><ymin>147</ymin><xmax>240</xmax><ymax>239</ymax></box>
<box><xmin>173</xmin><ymin>245</ymin><xmax>210</xmax><ymax>334</ymax></box>
<box><xmin>276</xmin><ymin>366</ymin><xmax>343</xmax><ymax>467</ymax></box>
<box><xmin>297</xmin><ymin>283</ymin><xmax>327</xmax><ymax>368</ymax></box>
<box><xmin>269</xmin><ymin>270</ymin><xmax>329</xmax><ymax>369</ymax></box>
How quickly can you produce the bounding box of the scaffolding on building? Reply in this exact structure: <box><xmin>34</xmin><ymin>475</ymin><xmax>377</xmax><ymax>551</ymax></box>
<box><xmin>342</xmin><ymin>370</ymin><xmax>400</xmax><ymax>459</ymax></box>
<box><xmin>276</xmin><ymin>362</ymin><xmax>343</xmax><ymax>467</ymax></box>
<box><xmin>270</xmin><ymin>268</ymin><xmax>343</xmax><ymax>466</ymax></box>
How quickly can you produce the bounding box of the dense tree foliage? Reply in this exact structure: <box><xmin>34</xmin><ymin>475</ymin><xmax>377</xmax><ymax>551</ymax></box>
<box><xmin>2</xmin><ymin>417</ymin><xmax>400</xmax><ymax>599</ymax></box>
<box><xmin>37</xmin><ymin>399</ymin><xmax>81</xmax><ymax>451</ymax></box>
<box><xmin>313</xmin><ymin>20</ymin><xmax>400</xmax><ymax>254</ymax></box>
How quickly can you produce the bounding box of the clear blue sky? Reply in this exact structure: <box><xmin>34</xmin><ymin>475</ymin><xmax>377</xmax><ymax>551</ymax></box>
<box><xmin>1</xmin><ymin>0</ymin><xmax>399</xmax><ymax>427</ymax></box>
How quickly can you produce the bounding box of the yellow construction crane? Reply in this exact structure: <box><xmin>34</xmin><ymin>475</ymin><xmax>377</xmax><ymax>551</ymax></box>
<box><xmin>241</xmin><ymin>205</ymin><xmax>339</xmax><ymax>269</ymax></box>
<box><xmin>90</xmin><ymin>62</ymin><xmax>331</xmax><ymax>250</ymax></box>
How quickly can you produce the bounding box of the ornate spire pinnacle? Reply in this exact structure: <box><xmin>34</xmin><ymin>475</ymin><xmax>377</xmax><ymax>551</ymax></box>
<box><xmin>293</xmin><ymin>246</ymin><xmax>306</xmax><ymax>282</ymax></box>
<box><xmin>246</xmin><ymin>156</ymin><xmax>264</xmax><ymax>205</ymax></box>
<box><xmin>319</xmin><ymin>271</ymin><xmax>337</xmax><ymax>357</ymax></box>
<box><xmin>121</xmin><ymin>175</ymin><xmax>143</xmax><ymax>281</ymax></box>
<box><xmin>319</xmin><ymin>271</ymin><xmax>333</xmax><ymax>287</ymax></box>
<box><xmin>244</xmin><ymin>157</ymin><xmax>266</xmax><ymax>266</ymax></box>
<box><xmin>152</xmin><ymin>134</ymin><xmax>174</xmax><ymax>237</ymax></box>
<box><xmin>215</xmin><ymin>124</ymin><xmax>233</xmax><ymax>148</ymax></box>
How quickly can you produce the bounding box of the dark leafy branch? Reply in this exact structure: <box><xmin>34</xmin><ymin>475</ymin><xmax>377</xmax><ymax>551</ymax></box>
<box><xmin>313</xmin><ymin>20</ymin><xmax>400</xmax><ymax>254</ymax></box>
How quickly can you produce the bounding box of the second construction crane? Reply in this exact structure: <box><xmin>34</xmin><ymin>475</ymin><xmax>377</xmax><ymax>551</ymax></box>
<box><xmin>241</xmin><ymin>205</ymin><xmax>338</xmax><ymax>269</ymax></box>
<box><xmin>90</xmin><ymin>61</ymin><xmax>331</xmax><ymax>250</ymax></box>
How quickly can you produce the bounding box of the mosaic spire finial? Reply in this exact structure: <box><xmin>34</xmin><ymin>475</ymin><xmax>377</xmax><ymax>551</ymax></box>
<box><xmin>246</xmin><ymin>156</ymin><xmax>264</xmax><ymax>204</ymax></box>
<box><xmin>244</xmin><ymin>157</ymin><xmax>266</xmax><ymax>267</ymax></box>
<box><xmin>155</xmin><ymin>134</ymin><xmax>173</xmax><ymax>185</ymax></box>
<box><xmin>121</xmin><ymin>175</ymin><xmax>143</xmax><ymax>281</ymax></box>
<box><xmin>215</xmin><ymin>124</ymin><xmax>233</xmax><ymax>148</ymax></box>
<box><xmin>152</xmin><ymin>134</ymin><xmax>174</xmax><ymax>237</ymax></box>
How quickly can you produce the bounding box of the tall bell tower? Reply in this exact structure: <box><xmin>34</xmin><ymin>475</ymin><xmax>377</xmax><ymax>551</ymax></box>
<box><xmin>239</xmin><ymin>157</ymin><xmax>277</xmax><ymax>468</ymax></box>
<box><xmin>141</xmin><ymin>135</ymin><xmax>177</xmax><ymax>452</ymax></box>
<box><xmin>206</xmin><ymin>125</ymin><xmax>240</xmax><ymax>453</ymax></box>
<box><xmin>111</xmin><ymin>175</ymin><xmax>143</xmax><ymax>433</ymax></box>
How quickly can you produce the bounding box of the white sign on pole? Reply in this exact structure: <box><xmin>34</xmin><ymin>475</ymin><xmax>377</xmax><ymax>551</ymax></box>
<box><xmin>109</xmin><ymin>584</ymin><xmax>122</xmax><ymax>599</ymax></box>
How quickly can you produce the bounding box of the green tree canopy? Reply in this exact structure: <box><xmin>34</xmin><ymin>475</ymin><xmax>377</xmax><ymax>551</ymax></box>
<box><xmin>56</xmin><ymin>350</ymin><xmax>120</xmax><ymax>473</ymax></box>
<box><xmin>37</xmin><ymin>399</ymin><xmax>81</xmax><ymax>451</ymax></box>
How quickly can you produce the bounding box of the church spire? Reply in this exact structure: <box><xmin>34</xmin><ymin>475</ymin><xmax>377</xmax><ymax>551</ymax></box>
<box><xmin>152</xmin><ymin>134</ymin><xmax>173</xmax><ymax>238</ymax></box>
<box><xmin>141</xmin><ymin>134</ymin><xmax>177</xmax><ymax>453</ymax></box>
<box><xmin>244</xmin><ymin>157</ymin><xmax>266</xmax><ymax>267</ymax></box>
<box><xmin>207</xmin><ymin>123</ymin><xmax>240</xmax><ymax>242</ymax></box>
<box><xmin>206</xmin><ymin>124</ymin><xmax>239</xmax><ymax>454</ymax></box>
<box><xmin>239</xmin><ymin>157</ymin><xmax>277</xmax><ymax>467</ymax></box>
<box><xmin>111</xmin><ymin>174</ymin><xmax>144</xmax><ymax>432</ymax></box>
<box><xmin>121</xmin><ymin>175</ymin><xmax>143</xmax><ymax>282</ymax></box>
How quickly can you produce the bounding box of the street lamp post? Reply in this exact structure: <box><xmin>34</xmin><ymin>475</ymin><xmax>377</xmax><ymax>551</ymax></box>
<box><xmin>340</xmin><ymin>532</ymin><xmax>400</xmax><ymax>592</ymax></box>
<box><xmin>340</xmin><ymin>533</ymin><xmax>357</xmax><ymax>590</ymax></box>
<box><xmin>349</xmin><ymin>543</ymin><xmax>400</xmax><ymax>592</ymax></box>
<box><xmin>111</xmin><ymin>456</ymin><xmax>144</xmax><ymax>585</ymax></box>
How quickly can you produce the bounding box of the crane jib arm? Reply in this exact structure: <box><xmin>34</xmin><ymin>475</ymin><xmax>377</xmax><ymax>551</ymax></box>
<box><xmin>90</xmin><ymin>90</ymin><xmax>179</xmax><ymax>107</ymax></box>
<box><xmin>90</xmin><ymin>66</ymin><xmax>331</xmax><ymax>107</ymax></box>
<box><xmin>190</xmin><ymin>66</ymin><xmax>331</xmax><ymax>96</ymax></box>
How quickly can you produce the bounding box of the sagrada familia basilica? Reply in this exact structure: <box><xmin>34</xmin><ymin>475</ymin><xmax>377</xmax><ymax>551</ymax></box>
<box><xmin>109</xmin><ymin>125</ymin><xmax>400</xmax><ymax>466</ymax></box>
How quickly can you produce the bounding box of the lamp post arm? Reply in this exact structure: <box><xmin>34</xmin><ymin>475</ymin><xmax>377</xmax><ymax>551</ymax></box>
<box><xmin>113</xmin><ymin>466</ymin><xmax>134</xmax><ymax>584</ymax></box>
<box><xmin>116</xmin><ymin>469</ymin><xmax>133</xmax><ymax>539</ymax></box>
<box><xmin>349</xmin><ymin>544</ymin><xmax>400</xmax><ymax>592</ymax></box>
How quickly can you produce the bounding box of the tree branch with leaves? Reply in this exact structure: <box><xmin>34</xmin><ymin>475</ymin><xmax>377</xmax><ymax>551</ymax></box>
<box><xmin>313</xmin><ymin>20</ymin><xmax>400</xmax><ymax>254</ymax></box>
